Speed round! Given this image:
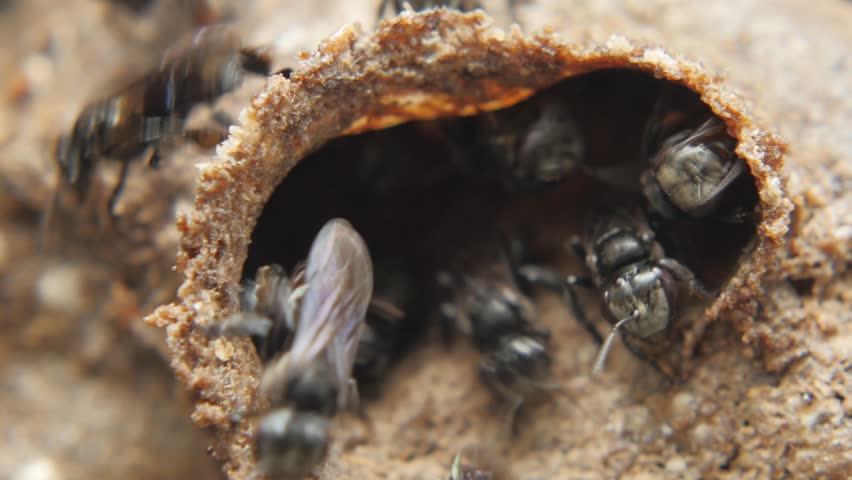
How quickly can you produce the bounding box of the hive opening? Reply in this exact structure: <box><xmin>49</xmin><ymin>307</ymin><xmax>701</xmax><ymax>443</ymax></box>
<box><xmin>242</xmin><ymin>68</ymin><xmax>760</xmax><ymax>388</ymax></box>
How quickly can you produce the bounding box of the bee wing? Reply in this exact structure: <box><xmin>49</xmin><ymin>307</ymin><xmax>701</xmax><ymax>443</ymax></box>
<box><xmin>287</xmin><ymin>219</ymin><xmax>373</xmax><ymax>386</ymax></box>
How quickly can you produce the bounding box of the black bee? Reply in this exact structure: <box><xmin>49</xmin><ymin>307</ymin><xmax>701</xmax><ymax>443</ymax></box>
<box><xmin>208</xmin><ymin>219</ymin><xmax>374</xmax><ymax>478</ymax></box>
<box><xmin>444</xmin><ymin>93</ymin><xmax>585</xmax><ymax>193</ymax></box>
<box><xmin>378</xmin><ymin>0</ymin><xmax>481</xmax><ymax>18</ymax></box>
<box><xmin>353</xmin><ymin>257</ymin><xmax>417</xmax><ymax>390</ymax></box>
<box><xmin>214</xmin><ymin>258</ymin><xmax>410</xmax><ymax>397</ymax></box>
<box><xmin>55</xmin><ymin>25</ymin><xmax>273</xmax><ymax>215</ymax></box>
<box><xmin>437</xmin><ymin>227</ymin><xmax>553</xmax><ymax>430</ymax></box>
<box><xmin>642</xmin><ymin>100</ymin><xmax>755</xmax><ymax>223</ymax></box>
<box><xmin>204</xmin><ymin>263</ymin><xmax>306</xmax><ymax>362</ymax></box>
<box><xmin>521</xmin><ymin>209</ymin><xmax>709</xmax><ymax>378</ymax></box>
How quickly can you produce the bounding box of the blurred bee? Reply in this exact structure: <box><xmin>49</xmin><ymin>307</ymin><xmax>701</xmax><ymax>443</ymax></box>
<box><xmin>252</xmin><ymin>219</ymin><xmax>373</xmax><ymax>478</ymax></box>
<box><xmin>204</xmin><ymin>263</ymin><xmax>307</xmax><ymax>362</ymax></box>
<box><xmin>641</xmin><ymin>96</ymin><xmax>756</xmax><ymax>223</ymax></box>
<box><xmin>378</xmin><ymin>0</ymin><xmax>481</xmax><ymax>19</ymax></box>
<box><xmin>54</xmin><ymin>25</ymin><xmax>273</xmax><ymax>216</ymax></box>
<box><xmin>443</xmin><ymin>92</ymin><xmax>585</xmax><ymax>193</ymax></box>
<box><xmin>521</xmin><ymin>209</ymin><xmax>710</xmax><ymax>379</ymax></box>
<box><xmin>437</xmin><ymin>226</ymin><xmax>553</xmax><ymax>431</ymax></box>
<box><xmin>208</xmin><ymin>219</ymin><xmax>373</xmax><ymax>478</ymax></box>
<box><xmin>213</xmin><ymin>259</ymin><xmax>411</xmax><ymax>399</ymax></box>
<box><xmin>354</xmin><ymin>297</ymin><xmax>405</xmax><ymax>386</ymax></box>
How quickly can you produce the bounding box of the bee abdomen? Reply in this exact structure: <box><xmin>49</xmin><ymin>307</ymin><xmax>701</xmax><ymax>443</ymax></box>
<box><xmin>255</xmin><ymin>408</ymin><xmax>330</xmax><ymax>478</ymax></box>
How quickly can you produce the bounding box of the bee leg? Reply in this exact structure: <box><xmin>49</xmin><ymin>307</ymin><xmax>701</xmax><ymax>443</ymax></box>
<box><xmin>619</xmin><ymin>333</ymin><xmax>680</xmax><ymax>383</ymax></box>
<box><xmin>38</xmin><ymin>171</ymin><xmax>63</xmax><ymax>251</ymax></box>
<box><xmin>515</xmin><ymin>264</ymin><xmax>563</xmax><ymax>290</ymax></box>
<box><xmin>657</xmin><ymin>257</ymin><xmax>712</xmax><ymax>298</ymax></box>
<box><xmin>481</xmin><ymin>362</ymin><xmax>526</xmax><ymax>437</ymax></box>
<box><xmin>438</xmin><ymin>302</ymin><xmax>461</xmax><ymax>345</ymax></box>
<box><xmin>436</xmin><ymin>270</ymin><xmax>462</xmax><ymax>344</ymax></box>
<box><xmin>717</xmin><ymin>207</ymin><xmax>757</xmax><ymax>224</ymax></box>
<box><xmin>342</xmin><ymin>378</ymin><xmax>361</xmax><ymax>412</ymax></box>
<box><xmin>212</xmin><ymin>110</ymin><xmax>236</xmax><ymax>129</ymax></box>
<box><xmin>343</xmin><ymin>379</ymin><xmax>377</xmax><ymax>449</ymax></box>
<box><xmin>376</xmin><ymin>0</ymin><xmax>389</xmax><ymax>20</ymax></box>
<box><xmin>144</xmin><ymin>145</ymin><xmax>161</xmax><ymax>169</ymax></box>
<box><xmin>505</xmin><ymin>0</ymin><xmax>518</xmax><ymax>22</ymax></box>
<box><xmin>563</xmin><ymin>275</ymin><xmax>603</xmax><ymax>344</ymax></box>
<box><xmin>201</xmin><ymin>311</ymin><xmax>273</xmax><ymax>339</ymax></box>
<box><xmin>515</xmin><ymin>264</ymin><xmax>602</xmax><ymax>344</ymax></box>
<box><xmin>184</xmin><ymin>127</ymin><xmax>228</xmax><ymax>149</ymax></box>
<box><xmin>505</xmin><ymin>394</ymin><xmax>525</xmax><ymax>438</ymax></box>
<box><xmin>106</xmin><ymin>158</ymin><xmax>132</xmax><ymax>218</ymax></box>
<box><xmin>568</xmin><ymin>235</ymin><xmax>586</xmax><ymax>260</ymax></box>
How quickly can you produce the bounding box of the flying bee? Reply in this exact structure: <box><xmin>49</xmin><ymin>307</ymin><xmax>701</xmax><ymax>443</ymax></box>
<box><xmin>252</xmin><ymin>218</ymin><xmax>373</xmax><ymax>478</ymax></box>
<box><xmin>377</xmin><ymin>0</ymin><xmax>481</xmax><ymax>19</ymax></box>
<box><xmin>521</xmin><ymin>209</ymin><xmax>710</xmax><ymax>379</ymax></box>
<box><xmin>437</xmin><ymin>227</ymin><xmax>553</xmax><ymax>431</ymax></box>
<box><xmin>54</xmin><ymin>25</ymin><xmax>273</xmax><ymax>216</ymax></box>
<box><xmin>212</xmin><ymin>259</ymin><xmax>410</xmax><ymax>396</ymax></box>
<box><xmin>205</xmin><ymin>219</ymin><xmax>373</xmax><ymax>478</ymax></box>
<box><xmin>641</xmin><ymin>95</ymin><xmax>756</xmax><ymax>223</ymax></box>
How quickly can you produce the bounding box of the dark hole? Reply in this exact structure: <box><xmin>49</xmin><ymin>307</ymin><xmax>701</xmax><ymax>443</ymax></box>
<box><xmin>245</xmin><ymin>68</ymin><xmax>760</xmax><ymax>387</ymax></box>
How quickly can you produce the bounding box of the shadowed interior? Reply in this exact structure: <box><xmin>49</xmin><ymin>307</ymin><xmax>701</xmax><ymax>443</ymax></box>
<box><xmin>243</xmin><ymin>68</ymin><xmax>759</xmax><ymax>387</ymax></box>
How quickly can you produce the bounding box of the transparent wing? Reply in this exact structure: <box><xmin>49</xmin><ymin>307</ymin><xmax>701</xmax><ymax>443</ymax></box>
<box><xmin>287</xmin><ymin>219</ymin><xmax>373</xmax><ymax>388</ymax></box>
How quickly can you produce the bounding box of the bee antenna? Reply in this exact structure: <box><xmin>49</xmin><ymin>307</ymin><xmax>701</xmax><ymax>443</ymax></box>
<box><xmin>591</xmin><ymin>311</ymin><xmax>638</xmax><ymax>376</ymax></box>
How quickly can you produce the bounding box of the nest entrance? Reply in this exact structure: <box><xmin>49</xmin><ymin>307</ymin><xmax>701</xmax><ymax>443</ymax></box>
<box><xmin>246</xmin><ymin>68</ymin><xmax>757</xmax><ymax>316</ymax></box>
<box><xmin>153</xmin><ymin>13</ymin><xmax>790</xmax><ymax>479</ymax></box>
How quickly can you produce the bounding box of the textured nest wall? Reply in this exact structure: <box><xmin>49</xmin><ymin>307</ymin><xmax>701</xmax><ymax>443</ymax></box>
<box><xmin>145</xmin><ymin>9</ymin><xmax>839</xmax><ymax>480</ymax></box>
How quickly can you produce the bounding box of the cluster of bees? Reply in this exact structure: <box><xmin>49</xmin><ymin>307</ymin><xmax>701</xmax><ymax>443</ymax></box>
<box><xmin>203</xmin><ymin>77</ymin><xmax>755</xmax><ymax>479</ymax></box>
<box><xmin>51</xmin><ymin>3</ymin><xmax>758</xmax><ymax>479</ymax></box>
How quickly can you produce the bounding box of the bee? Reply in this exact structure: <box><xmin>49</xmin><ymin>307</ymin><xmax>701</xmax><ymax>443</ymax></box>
<box><xmin>521</xmin><ymin>209</ymin><xmax>710</xmax><ymax>379</ymax></box>
<box><xmin>54</xmin><ymin>25</ymin><xmax>273</xmax><ymax>216</ymax></box>
<box><xmin>204</xmin><ymin>263</ymin><xmax>307</xmax><ymax>362</ymax></box>
<box><xmin>641</xmin><ymin>99</ymin><xmax>755</xmax><ymax>223</ymax></box>
<box><xmin>210</xmin><ymin>219</ymin><xmax>373</xmax><ymax>478</ymax></box>
<box><xmin>377</xmin><ymin>0</ymin><xmax>481</xmax><ymax>19</ymax></box>
<box><xmin>437</xmin><ymin>227</ymin><xmax>553</xmax><ymax>431</ymax></box>
<box><xmin>444</xmin><ymin>93</ymin><xmax>585</xmax><ymax>193</ymax></box>
<box><xmin>353</xmin><ymin>296</ymin><xmax>405</xmax><ymax>386</ymax></box>
<box><xmin>353</xmin><ymin>257</ymin><xmax>418</xmax><ymax>390</ymax></box>
<box><xmin>213</xmin><ymin>259</ymin><xmax>410</xmax><ymax>400</ymax></box>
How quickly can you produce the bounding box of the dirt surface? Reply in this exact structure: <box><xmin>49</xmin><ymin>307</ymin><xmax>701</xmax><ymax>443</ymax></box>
<box><xmin>1</xmin><ymin>1</ymin><xmax>850</xmax><ymax>480</ymax></box>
